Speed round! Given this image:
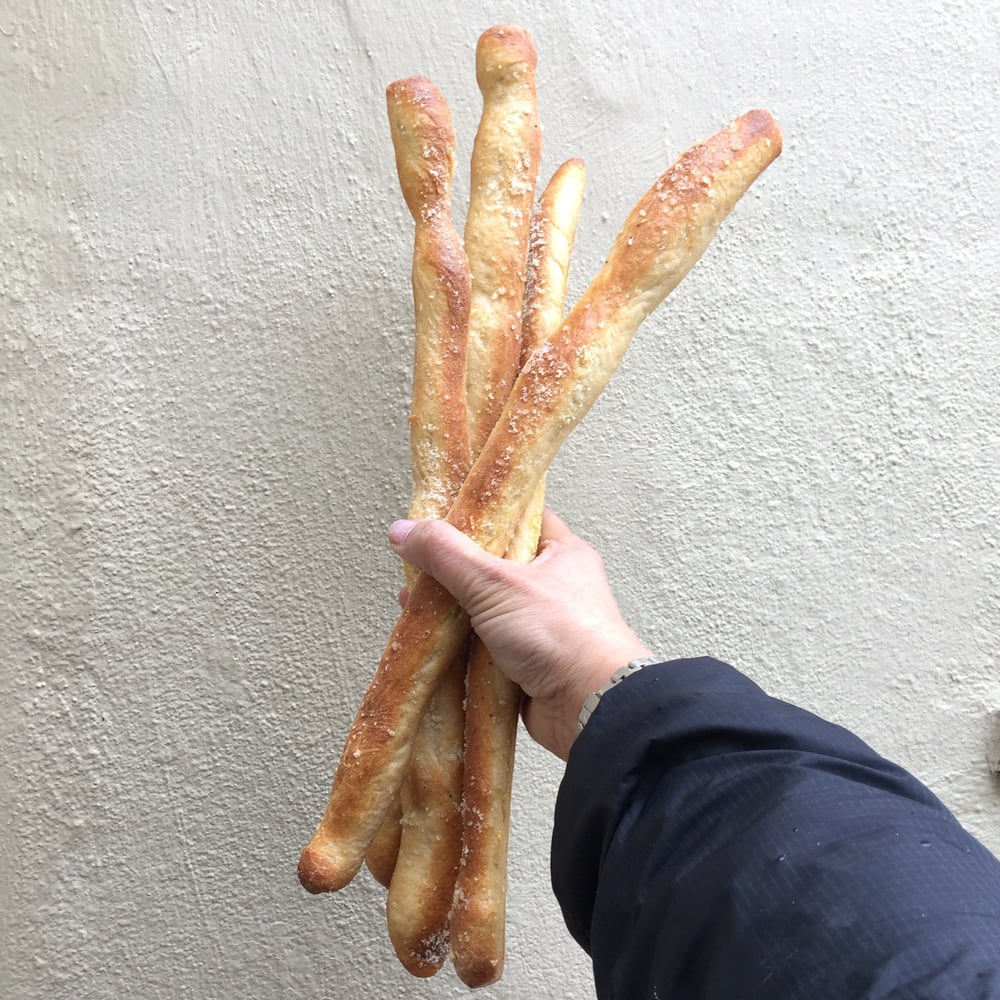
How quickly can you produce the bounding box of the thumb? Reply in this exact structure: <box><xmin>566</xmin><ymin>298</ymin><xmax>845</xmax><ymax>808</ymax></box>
<box><xmin>388</xmin><ymin>518</ymin><xmax>510</xmax><ymax>609</ymax></box>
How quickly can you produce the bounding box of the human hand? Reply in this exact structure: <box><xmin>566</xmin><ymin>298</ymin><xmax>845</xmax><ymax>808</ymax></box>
<box><xmin>388</xmin><ymin>510</ymin><xmax>654</xmax><ymax>759</ymax></box>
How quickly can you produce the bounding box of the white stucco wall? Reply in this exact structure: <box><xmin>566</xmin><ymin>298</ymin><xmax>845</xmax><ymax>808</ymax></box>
<box><xmin>3</xmin><ymin>1</ymin><xmax>997</xmax><ymax>997</ymax></box>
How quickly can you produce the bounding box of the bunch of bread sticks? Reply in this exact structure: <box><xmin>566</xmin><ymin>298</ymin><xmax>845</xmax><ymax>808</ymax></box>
<box><xmin>298</xmin><ymin>23</ymin><xmax>782</xmax><ymax>988</ymax></box>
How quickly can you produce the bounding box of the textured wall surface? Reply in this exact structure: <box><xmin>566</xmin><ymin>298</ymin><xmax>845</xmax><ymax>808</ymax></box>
<box><xmin>2</xmin><ymin>1</ymin><xmax>998</xmax><ymax>997</ymax></box>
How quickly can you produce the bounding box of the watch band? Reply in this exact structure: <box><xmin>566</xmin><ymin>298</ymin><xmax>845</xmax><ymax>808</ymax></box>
<box><xmin>577</xmin><ymin>657</ymin><xmax>661</xmax><ymax>732</ymax></box>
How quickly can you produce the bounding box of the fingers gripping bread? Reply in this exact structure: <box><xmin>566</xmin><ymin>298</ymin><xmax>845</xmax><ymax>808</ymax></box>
<box><xmin>298</xmin><ymin>109</ymin><xmax>782</xmax><ymax>895</ymax></box>
<box><xmin>451</xmin><ymin>159</ymin><xmax>587</xmax><ymax>988</ymax></box>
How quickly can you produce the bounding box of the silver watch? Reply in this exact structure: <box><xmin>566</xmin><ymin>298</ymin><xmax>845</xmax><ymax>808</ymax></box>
<box><xmin>577</xmin><ymin>657</ymin><xmax>660</xmax><ymax>732</ymax></box>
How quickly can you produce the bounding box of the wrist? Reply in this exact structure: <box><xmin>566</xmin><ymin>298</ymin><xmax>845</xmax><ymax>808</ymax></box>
<box><xmin>566</xmin><ymin>639</ymin><xmax>655</xmax><ymax>718</ymax></box>
<box><xmin>541</xmin><ymin>641</ymin><xmax>655</xmax><ymax>759</ymax></box>
<box><xmin>577</xmin><ymin>656</ymin><xmax>662</xmax><ymax>732</ymax></box>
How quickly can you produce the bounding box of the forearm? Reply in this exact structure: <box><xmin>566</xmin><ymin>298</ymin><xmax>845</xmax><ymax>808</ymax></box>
<box><xmin>552</xmin><ymin>658</ymin><xmax>1000</xmax><ymax>999</ymax></box>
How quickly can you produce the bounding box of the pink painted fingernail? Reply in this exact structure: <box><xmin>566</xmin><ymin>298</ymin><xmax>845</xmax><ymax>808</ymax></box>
<box><xmin>388</xmin><ymin>519</ymin><xmax>417</xmax><ymax>547</ymax></box>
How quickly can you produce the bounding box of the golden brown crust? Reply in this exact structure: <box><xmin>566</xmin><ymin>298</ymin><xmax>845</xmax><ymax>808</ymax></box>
<box><xmin>385</xmin><ymin>76</ymin><xmax>471</xmax><ymax>525</ymax></box>
<box><xmin>375</xmin><ymin>28</ymin><xmax>544</xmax><ymax>976</ymax></box>
<box><xmin>302</xmin><ymin>81</ymin><xmax>472</xmax><ymax>898</ymax></box>
<box><xmin>475</xmin><ymin>23</ymin><xmax>539</xmax><ymax>85</ymax></box>
<box><xmin>451</xmin><ymin>159</ymin><xmax>587</xmax><ymax>988</ymax></box>
<box><xmin>464</xmin><ymin>25</ymin><xmax>542</xmax><ymax>452</ymax></box>
<box><xmin>298</xmin><ymin>110</ymin><xmax>782</xmax><ymax>896</ymax></box>
<box><xmin>521</xmin><ymin>158</ymin><xmax>588</xmax><ymax>361</ymax></box>
<box><xmin>298</xmin><ymin>577</ymin><xmax>469</xmax><ymax>894</ymax></box>
<box><xmin>386</xmin><ymin>649</ymin><xmax>468</xmax><ymax>976</ymax></box>
<box><xmin>449</xmin><ymin>110</ymin><xmax>782</xmax><ymax>549</ymax></box>
<box><xmin>364</xmin><ymin>794</ymin><xmax>402</xmax><ymax>888</ymax></box>
<box><xmin>368</xmin><ymin>78</ymin><xmax>471</xmax><ymax>943</ymax></box>
<box><xmin>384</xmin><ymin>44</ymin><xmax>539</xmax><ymax>970</ymax></box>
<box><xmin>449</xmin><ymin>635</ymin><xmax>518</xmax><ymax>986</ymax></box>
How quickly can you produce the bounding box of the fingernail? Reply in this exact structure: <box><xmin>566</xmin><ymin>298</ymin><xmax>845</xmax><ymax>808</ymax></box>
<box><xmin>388</xmin><ymin>519</ymin><xmax>417</xmax><ymax>547</ymax></box>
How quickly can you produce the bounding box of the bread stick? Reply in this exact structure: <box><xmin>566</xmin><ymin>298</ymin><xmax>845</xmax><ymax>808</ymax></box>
<box><xmin>451</xmin><ymin>159</ymin><xmax>587</xmax><ymax>988</ymax></box>
<box><xmin>364</xmin><ymin>794</ymin><xmax>401</xmax><ymax>888</ymax></box>
<box><xmin>384</xmin><ymin>30</ymin><xmax>542</xmax><ymax>972</ymax></box>
<box><xmin>520</xmin><ymin>159</ymin><xmax>588</xmax><ymax>367</ymax></box>
<box><xmin>444</xmin><ymin>48</ymin><xmax>553</xmax><ymax>981</ymax></box>
<box><xmin>370</xmin><ymin>80</ymin><xmax>472</xmax><ymax>966</ymax></box>
<box><xmin>385</xmin><ymin>77</ymin><xmax>472</xmax><ymax>519</ymax></box>
<box><xmin>464</xmin><ymin>24</ymin><xmax>542</xmax><ymax>452</ymax></box>
<box><xmin>385</xmin><ymin>646</ymin><xmax>466</xmax><ymax>973</ymax></box>
<box><xmin>298</xmin><ymin>109</ymin><xmax>782</xmax><ymax>895</ymax></box>
<box><xmin>364</xmin><ymin>77</ymin><xmax>471</xmax><ymax>892</ymax></box>
<box><xmin>386</xmin><ymin>639</ymin><xmax>468</xmax><ymax>976</ymax></box>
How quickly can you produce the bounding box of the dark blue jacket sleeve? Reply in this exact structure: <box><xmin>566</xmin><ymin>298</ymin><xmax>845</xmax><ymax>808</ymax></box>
<box><xmin>551</xmin><ymin>658</ymin><xmax>1000</xmax><ymax>999</ymax></box>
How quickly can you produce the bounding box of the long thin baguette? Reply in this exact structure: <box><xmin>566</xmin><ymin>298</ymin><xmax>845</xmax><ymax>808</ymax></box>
<box><xmin>386</xmin><ymin>76</ymin><xmax>471</xmax><ymax>522</ymax></box>
<box><xmin>519</xmin><ymin>159</ymin><xmax>589</xmax><ymax>369</ymax></box>
<box><xmin>386</xmin><ymin>638</ymin><xmax>469</xmax><ymax>976</ymax></box>
<box><xmin>386</xmin><ymin>648</ymin><xmax>468</xmax><ymax>974</ymax></box>
<box><xmin>451</xmin><ymin>158</ymin><xmax>587</xmax><ymax>988</ymax></box>
<box><xmin>464</xmin><ymin>24</ymin><xmax>542</xmax><ymax>452</ymax></box>
<box><xmin>373</xmin><ymin>79</ymin><xmax>473</xmax><ymax>974</ymax></box>
<box><xmin>385</xmin><ymin>29</ymin><xmax>542</xmax><ymax>973</ymax></box>
<box><xmin>363</xmin><ymin>77</ymin><xmax>471</xmax><ymax>893</ymax></box>
<box><xmin>298</xmin><ymin>109</ymin><xmax>782</xmax><ymax>894</ymax></box>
